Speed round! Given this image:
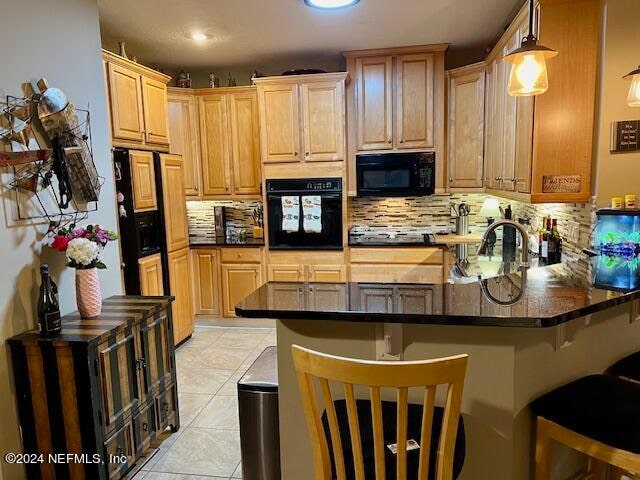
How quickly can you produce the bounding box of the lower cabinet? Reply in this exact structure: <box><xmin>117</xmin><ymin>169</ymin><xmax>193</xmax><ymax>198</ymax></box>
<box><xmin>8</xmin><ymin>297</ymin><xmax>179</xmax><ymax>480</ymax></box>
<box><xmin>221</xmin><ymin>263</ymin><xmax>263</xmax><ymax>317</ymax></box>
<box><xmin>168</xmin><ymin>247</ymin><xmax>194</xmax><ymax>345</ymax></box>
<box><xmin>191</xmin><ymin>249</ymin><xmax>222</xmax><ymax>316</ymax></box>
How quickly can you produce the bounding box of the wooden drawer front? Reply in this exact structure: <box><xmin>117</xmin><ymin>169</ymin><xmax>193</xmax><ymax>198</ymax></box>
<box><xmin>350</xmin><ymin>264</ymin><xmax>444</xmax><ymax>284</ymax></box>
<box><xmin>220</xmin><ymin>247</ymin><xmax>262</xmax><ymax>264</ymax></box>
<box><xmin>98</xmin><ymin>329</ymin><xmax>141</xmax><ymax>434</ymax></box>
<box><xmin>133</xmin><ymin>402</ymin><xmax>156</xmax><ymax>456</ymax></box>
<box><xmin>268</xmin><ymin>264</ymin><xmax>304</xmax><ymax>282</ymax></box>
<box><xmin>154</xmin><ymin>384</ymin><xmax>178</xmax><ymax>432</ymax></box>
<box><xmin>306</xmin><ymin>264</ymin><xmax>346</xmax><ymax>283</ymax></box>
<box><xmin>268</xmin><ymin>250</ymin><xmax>345</xmax><ymax>266</ymax></box>
<box><xmin>350</xmin><ymin>248</ymin><xmax>444</xmax><ymax>265</ymax></box>
<box><xmin>139</xmin><ymin>311</ymin><xmax>174</xmax><ymax>398</ymax></box>
<box><xmin>104</xmin><ymin>420</ymin><xmax>136</xmax><ymax>479</ymax></box>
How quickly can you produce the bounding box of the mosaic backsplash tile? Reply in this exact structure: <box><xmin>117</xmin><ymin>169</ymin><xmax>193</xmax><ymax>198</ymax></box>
<box><xmin>186</xmin><ymin>200</ymin><xmax>261</xmax><ymax>243</ymax></box>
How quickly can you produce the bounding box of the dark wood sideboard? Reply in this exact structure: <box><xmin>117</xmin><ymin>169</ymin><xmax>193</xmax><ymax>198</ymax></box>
<box><xmin>8</xmin><ymin>296</ymin><xmax>180</xmax><ymax>480</ymax></box>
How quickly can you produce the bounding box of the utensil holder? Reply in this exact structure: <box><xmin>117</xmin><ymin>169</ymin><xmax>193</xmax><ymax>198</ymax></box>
<box><xmin>455</xmin><ymin>216</ymin><xmax>469</xmax><ymax>236</ymax></box>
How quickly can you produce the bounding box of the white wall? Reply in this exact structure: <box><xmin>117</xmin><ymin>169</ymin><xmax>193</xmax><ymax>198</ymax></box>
<box><xmin>0</xmin><ymin>0</ymin><xmax>122</xmax><ymax>478</ymax></box>
<box><xmin>594</xmin><ymin>0</ymin><xmax>640</xmax><ymax>206</ymax></box>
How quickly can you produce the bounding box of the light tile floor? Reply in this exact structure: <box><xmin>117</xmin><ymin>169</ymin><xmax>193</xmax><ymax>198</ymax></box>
<box><xmin>134</xmin><ymin>325</ymin><xmax>276</xmax><ymax>480</ymax></box>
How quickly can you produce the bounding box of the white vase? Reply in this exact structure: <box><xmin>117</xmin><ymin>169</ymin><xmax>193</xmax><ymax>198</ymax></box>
<box><xmin>76</xmin><ymin>268</ymin><xmax>102</xmax><ymax>318</ymax></box>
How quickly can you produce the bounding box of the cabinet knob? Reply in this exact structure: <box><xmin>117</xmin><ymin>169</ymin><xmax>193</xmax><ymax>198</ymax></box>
<box><xmin>294</xmin><ymin>151</ymin><xmax>298</xmax><ymax>156</ymax></box>
<box><xmin>399</xmin><ymin>138</ymin><xmax>404</xmax><ymax>143</ymax></box>
<box><xmin>195</xmin><ymin>186</ymin><xmax>199</xmax><ymax>192</ymax></box>
<box><xmin>305</xmin><ymin>152</ymin><xmax>310</xmax><ymax>156</ymax></box>
<box><xmin>142</xmin><ymin>422</ymin><xmax>149</xmax><ymax>432</ymax></box>
<box><xmin>387</xmin><ymin>138</ymin><xmax>392</xmax><ymax>144</ymax></box>
<box><xmin>495</xmin><ymin>177</ymin><xmax>502</xmax><ymax>181</ymax></box>
<box><xmin>449</xmin><ymin>177</ymin><xmax>453</xmax><ymax>183</ymax></box>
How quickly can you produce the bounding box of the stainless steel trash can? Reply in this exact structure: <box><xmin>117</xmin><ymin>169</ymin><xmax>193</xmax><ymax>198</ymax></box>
<box><xmin>238</xmin><ymin>346</ymin><xmax>280</xmax><ymax>480</ymax></box>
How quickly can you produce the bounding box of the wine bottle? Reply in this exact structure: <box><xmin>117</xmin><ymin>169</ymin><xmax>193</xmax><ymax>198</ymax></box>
<box><xmin>539</xmin><ymin>216</ymin><xmax>548</xmax><ymax>258</ymax></box>
<box><xmin>38</xmin><ymin>264</ymin><xmax>61</xmax><ymax>336</ymax></box>
<box><xmin>547</xmin><ymin>217</ymin><xmax>557</xmax><ymax>263</ymax></box>
<box><xmin>541</xmin><ymin>218</ymin><xmax>551</xmax><ymax>264</ymax></box>
<box><xmin>551</xmin><ymin>219</ymin><xmax>562</xmax><ymax>263</ymax></box>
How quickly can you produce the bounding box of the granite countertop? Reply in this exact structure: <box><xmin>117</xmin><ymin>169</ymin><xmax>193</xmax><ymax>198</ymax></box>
<box><xmin>236</xmin><ymin>253</ymin><xmax>640</xmax><ymax>328</ymax></box>
<box><xmin>190</xmin><ymin>237</ymin><xmax>265</xmax><ymax>248</ymax></box>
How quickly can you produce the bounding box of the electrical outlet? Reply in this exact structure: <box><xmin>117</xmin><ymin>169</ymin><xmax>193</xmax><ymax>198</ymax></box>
<box><xmin>567</xmin><ymin>220</ymin><xmax>580</xmax><ymax>244</ymax></box>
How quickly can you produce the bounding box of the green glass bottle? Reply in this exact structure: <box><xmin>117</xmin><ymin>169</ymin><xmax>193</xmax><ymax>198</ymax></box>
<box><xmin>38</xmin><ymin>264</ymin><xmax>61</xmax><ymax>336</ymax></box>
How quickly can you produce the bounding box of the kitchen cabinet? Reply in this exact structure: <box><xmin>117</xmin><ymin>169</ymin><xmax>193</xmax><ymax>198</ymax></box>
<box><xmin>267</xmin><ymin>251</ymin><xmax>347</xmax><ymax>283</ymax></box>
<box><xmin>358</xmin><ymin>286</ymin><xmax>395</xmax><ymax>314</ymax></box>
<box><xmin>168</xmin><ymin>89</ymin><xmax>201</xmax><ymax>196</ymax></box>
<box><xmin>221</xmin><ymin>264</ymin><xmax>263</xmax><ymax>318</ymax></box>
<box><xmin>255</xmin><ymin>73</ymin><xmax>347</xmax><ymax>167</ymax></box>
<box><xmin>482</xmin><ymin>0</ymin><xmax>599</xmax><ymax>203</ymax></box>
<box><xmin>199</xmin><ymin>88</ymin><xmax>261</xmax><ymax>197</ymax></box>
<box><xmin>447</xmin><ymin>63</ymin><xmax>485</xmax><ymax>189</ymax></box>
<box><xmin>344</xmin><ymin>45</ymin><xmax>446</xmax><ymax>195</ymax></box>
<box><xmin>103</xmin><ymin>50</ymin><xmax>171</xmax><ymax>151</ymax></box>
<box><xmin>350</xmin><ymin>247</ymin><xmax>444</xmax><ymax>284</ymax></box>
<box><xmin>268</xmin><ymin>264</ymin><xmax>304</xmax><ymax>282</ymax></box>
<box><xmin>160</xmin><ymin>154</ymin><xmax>190</xmax><ymax>252</ymax></box>
<box><xmin>138</xmin><ymin>253</ymin><xmax>164</xmax><ymax>296</ymax></box>
<box><xmin>308</xmin><ymin>284</ymin><xmax>348</xmax><ymax>311</ymax></box>
<box><xmin>306</xmin><ymin>264</ymin><xmax>346</xmax><ymax>283</ymax></box>
<box><xmin>130</xmin><ymin>150</ymin><xmax>157</xmax><ymax>212</ymax></box>
<box><xmin>191</xmin><ymin>249</ymin><xmax>221</xmax><ymax>316</ymax></box>
<box><xmin>168</xmin><ymin>247</ymin><xmax>194</xmax><ymax>345</ymax></box>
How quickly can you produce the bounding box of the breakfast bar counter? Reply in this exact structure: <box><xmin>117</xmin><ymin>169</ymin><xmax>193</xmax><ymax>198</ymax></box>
<box><xmin>236</xmin><ymin>253</ymin><xmax>640</xmax><ymax>480</ymax></box>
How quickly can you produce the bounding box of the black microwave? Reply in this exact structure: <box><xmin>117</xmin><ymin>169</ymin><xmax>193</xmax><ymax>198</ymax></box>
<box><xmin>356</xmin><ymin>152</ymin><xmax>435</xmax><ymax>197</ymax></box>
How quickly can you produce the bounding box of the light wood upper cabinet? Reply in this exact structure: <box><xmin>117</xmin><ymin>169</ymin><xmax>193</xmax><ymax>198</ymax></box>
<box><xmin>255</xmin><ymin>73</ymin><xmax>347</xmax><ymax>167</ymax></box>
<box><xmin>301</xmin><ymin>81</ymin><xmax>345</xmax><ymax>162</ymax></box>
<box><xmin>130</xmin><ymin>150</ymin><xmax>157</xmax><ymax>212</ymax></box>
<box><xmin>355</xmin><ymin>56</ymin><xmax>393</xmax><ymax>151</ymax></box>
<box><xmin>141</xmin><ymin>77</ymin><xmax>170</xmax><ymax>146</ymax></box>
<box><xmin>103</xmin><ymin>50</ymin><xmax>171</xmax><ymax>151</ymax></box>
<box><xmin>159</xmin><ymin>154</ymin><xmax>189</xmax><ymax>252</ymax></box>
<box><xmin>221</xmin><ymin>264</ymin><xmax>263</xmax><ymax>317</ymax></box>
<box><xmin>168</xmin><ymin>247</ymin><xmax>194</xmax><ymax>345</ymax></box>
<box><xmin>138</xmin><ymin>253</ymin><xmax>164</xmax><ymax>296</ymax></box>
<box><xmin>168</xmin><ymin>90</ymin><xmax>201</xmax><ymax>196</ymax></box>
<box><xmin>107</xmin><ymin>63</ymin><xmax>145</xmax><ymax>143</ymax></box>
<box><xmin>395</xmin><ymin>53</ymin><xmax>435</xmax><ymax>149</ymax></box>
<box><xmin>447</xmin><ymin>63</ymin><xmax>485</xmax><ymax>189</ymax></box>
<box><xmin>191</xmin><ymin>249</ymin><xmax>221</xmax><ymax>316</ymax></box>
<box><xmin>258</xmin><ymin>83</ymin><xmax>301</xmax><ymax>164</ymax></box>
<box><xmin>229</xmin><ymin>91</ymin><xmax>261</xmax><ymax>194</ymax></box>
<box><xmin>199</xmin><ymin>94</ymin><xmax>232</xmax><ymax>195</ymax></box>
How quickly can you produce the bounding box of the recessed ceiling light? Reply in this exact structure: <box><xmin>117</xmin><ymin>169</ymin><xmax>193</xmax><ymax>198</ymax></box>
<box><xmin>191</xmin><ymin>32</ymin><xmax>209</xmax><ymax>41</ymax></box>
<box><xmin>304</xmin><ymin>0</ymin><xmax>360</xmax><ymax>9</ymax></box>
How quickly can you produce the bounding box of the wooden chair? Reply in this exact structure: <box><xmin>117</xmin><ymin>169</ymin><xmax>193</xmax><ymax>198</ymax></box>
<box><xmin>291</xmin><ymin>345</ymin><xmax>469</xmax><ymax>480</ymax></box>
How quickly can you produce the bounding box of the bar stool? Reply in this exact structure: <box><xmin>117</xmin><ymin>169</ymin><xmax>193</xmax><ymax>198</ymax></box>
<box><xmin>608</xmin><ymin>351</ymin><xmax>640</xmax><ymax>383</ymax></box>
<box><xmin>292</xmin><ymin>345</ymin><xmax>468</xmax><ymax>480</ymax></box>
<box><xmin>532</xmin><ymin>375</ymin><xmax>640</xmax><ymax>480</ymax></box>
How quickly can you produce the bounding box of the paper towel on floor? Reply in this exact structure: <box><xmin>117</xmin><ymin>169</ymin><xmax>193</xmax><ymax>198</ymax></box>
<box><xmin>302</xmin><ymin>195</ymin><xmax>322</xmax><ymax>233</ymax></box>
<box><xmin>281</xmin><ymin>196</ymin><xmax>300</xmax><ymax>232</ymax></box>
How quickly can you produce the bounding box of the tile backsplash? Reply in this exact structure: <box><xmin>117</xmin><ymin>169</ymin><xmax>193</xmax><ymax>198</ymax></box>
<box><xmin>186</xmin><ymin>200</ymin><xmax>261</xmax><ymax>243</ymax></box>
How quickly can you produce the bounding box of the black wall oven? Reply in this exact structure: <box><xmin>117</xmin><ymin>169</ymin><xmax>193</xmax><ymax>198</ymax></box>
<box><xmin>356</xmin><ymin>152</ymin><xmax>435</xmax><ymax>197</ymax></box>
<box><xmin>266</xmin><ymin>178</ymin><xmax>343</xmax><ymax>250</ymax></box>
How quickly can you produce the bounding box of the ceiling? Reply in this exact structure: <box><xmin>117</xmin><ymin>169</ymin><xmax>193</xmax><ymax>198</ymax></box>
<box><xmin>98</xmin><ymin>0</ymin><xmax>524</xmax><ymax>71</ymax></box>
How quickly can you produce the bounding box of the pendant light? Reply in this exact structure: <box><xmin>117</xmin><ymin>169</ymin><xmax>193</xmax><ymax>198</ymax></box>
<box><xmin>504</xmin><ymin>0</ymin><xmax>557</xmax><ymax>97</ymax></box>
<box><xmin>624</xmin><ymin>66</ymin><xmax>640</xmax><ymax>107</ymax></box>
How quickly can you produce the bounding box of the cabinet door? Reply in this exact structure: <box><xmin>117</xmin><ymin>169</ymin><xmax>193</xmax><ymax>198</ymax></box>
<box><xmin>199</xmin><ymin>94</ymin><xmax>232</xmax><ymax>195</ymax></box>
<box><xmin>483</xmin><ymin>62</ymin><xmax>496</xmax><ymax>189</ymax></box>
<box><xmin>355</xmin><ymin>56</ymin><xmax>393</xmax><ymax>151</ymax></box>
<box><xmin>160</xmin><ymin>154</ymin><xmax>189</xmax><ymax>252</ymax></box>
<box><xmin>395</xmin><ymin>53</ymin><xmax>435</xmax><ymax>149</ymax></box>
<box><xmin>130</xmin><ymin>150</ymin><xmax>157</xmax><ymax>212</ymax></box>
<box><xmin>168</xmin><ymin>92</ymin><xmax>201</xmax><ymax>196</ymax></box>
<box><xmin>301</xmin><ymin>81</ymin><xmax>345</xmax><ymax>162</ymax></box>
<box><xmin>139</xmin><ymin>310</ymin><xmax>174</xmax><ymax>397</ymax></box>
<box><xmin>168</xmin><ymin>248</ymin><xmax>194</xmax><ymax>345</ymax></box>
<box><xmin>501</xmin><ymin>31</ymin><xmax>521</xmax><ymax>192</ymax></box>
<box><xmin>358</xmin><ymin>286</ymin><xmax>394</xmax><ymax>313</ymax></box>
<box><xmin>229</xmin><ymin>91</ymin><xmax>261</xmax><ymax>194</ymax></box>
<box><xmin>104</xmin><ymin>421</ymin><xmax>136</xmax><ymax>479</ymax></box>
<box><xmin>97</xmin><ymin>330</ymin><xmax>141</xmax><ymax>433</ymax></box>
<box><xmin>490</xmin><ymin>56</ymin><xmax>506</xmax><ymax>190</ymax></box>
<box><xmin>396</xmin><ymin>287</ymin><xmax>438</xmax><ymax>314</ymax></box>
<box><xmin>258</xmin><ymin>84</ymin><xmax>302</xmax><ymax>163</ymax></box>
<box><xmin>107</xmin><ymin>63</ymin><xmax>144</xmax><ymax>142</ymax></box>
<box><xmin>221</xmin><ymin>264</ymin><xmax>263</xmax><ymax>317</ymax></box>
<box><xmin>192</xmin><ymin>249</ymin><xmax>221</xmax><ymax>316</ymax></box>
<box><xmin>139</xmin><ymin>253</ymin><xmax>164</xmax><ymax>296</ymax></box>
<box><xmin>268</xmin><ymin>264</ymin><xmax>304</xmax><ymax>282</ymax></box>
<box><xmin>267</xmin><ymin>283</ymin><xmax>305</xmax><ymax>310</ymax></box>
<box><xmin>306</xmin><ymin>264</ymin><xmax>346</xmax><ymax>283</ymax></box>
<box><xmin>308</xmin><ymin>284</ymin><xmax>348</xmax><ymax>311</ymax></box>
<box><xmin>514</xmin><ymin>20</ymin><xmax>534</xmax><ymax>194</ymax></box>
<box><xmin>141</xmin><ymin>76</ymin><xmax>170</xmax><ymax>146</ymax></box>
<box><xmin>448</xmin><ymin>67</ymin><xmax>485</xmax><ymax>188</ymax></box>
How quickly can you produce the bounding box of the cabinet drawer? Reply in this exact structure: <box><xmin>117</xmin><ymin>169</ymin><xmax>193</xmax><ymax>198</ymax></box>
<box><xmin>154</xmin><ymin>384</ymin><xmax>178</xmax><ymax>433</ymax></box>
<box><xmin>104</xmin><ymin>420</ymin><xmax>136</xmax><ymax>479</ymax></box>
<box><xmin>350</xmin><ymin>264</ymin><xmax>444</xmax><ymax>284</ymax></box>
<box><xmin>220</xmin><ymin>248</ymin><xmax>262</xmax><ymax>264</ymax></box>
<box><xmin>350</xmin><ymin>248</ymin><xmax>443</xmax><ymax>265</ymax></box>
<box><xmin>133</xmin><ymin>402</ymin><xmax>156</xmax><ymax>456</ymax></box>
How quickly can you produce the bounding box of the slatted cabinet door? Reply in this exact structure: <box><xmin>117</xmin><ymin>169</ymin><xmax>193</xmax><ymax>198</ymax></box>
<box><xmin>97</xmin><ymin>329</ymin><xmax>141</xmax><ymax>434</ymax></box>
<box><xmin>104</xmin><ymin>421</ymin><xmax>136</xmax><ymax>479</ymax></box>
<box><xmin>139</xmin><ymin>311</ymin><xmax>174</xmax><ymax>399</ymax></box>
